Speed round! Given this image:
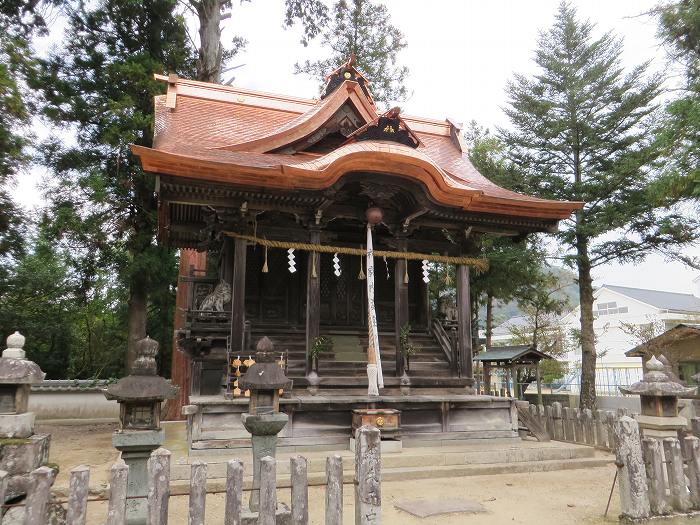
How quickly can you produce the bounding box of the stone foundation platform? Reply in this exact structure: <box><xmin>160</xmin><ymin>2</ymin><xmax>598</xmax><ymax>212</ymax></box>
<box><xmin>0</xmin><ymin>433</ymin><xmax>51</xmax><ymax>501</ymax></box>
<box><xmin>183</xmin><ymin>391</ymin><xmax>518</xmax><ymax>453</ymax></box>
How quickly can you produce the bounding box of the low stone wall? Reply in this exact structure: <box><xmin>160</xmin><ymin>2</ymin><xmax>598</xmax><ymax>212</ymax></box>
<box><xmin>29</xmin><ymin>380</ymin><xmax>119</xmax><ymax>421</ymax></box>
<box><xmin>524</xmin><ymin>393</ymin><xmax>641</xmax><ymax>412</ymax></box>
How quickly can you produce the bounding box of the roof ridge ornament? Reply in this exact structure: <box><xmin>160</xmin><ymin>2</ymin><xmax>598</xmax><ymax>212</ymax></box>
<box><xmin>321</xmin><ymin>55</ymin><xmax>376</xmax><ymax>107</ymax></box>
<box><xmin>345</xmin><ymin>106</ymin><xmax>421</xmax><ymax>149</ymax></box>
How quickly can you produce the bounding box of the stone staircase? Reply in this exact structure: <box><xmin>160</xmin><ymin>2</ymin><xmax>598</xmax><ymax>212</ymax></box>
<box><xmin>167</xmin><ymin>434</ymin><xmax>612</xmax><ymax>488</ymax></box>
<box><xmin>252</xmin><ymin>326</ymin><xmax>452</xmax><ymax>380</ymax></box>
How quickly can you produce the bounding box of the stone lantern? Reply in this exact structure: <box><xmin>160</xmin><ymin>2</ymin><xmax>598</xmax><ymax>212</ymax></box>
<box><xmin>104</xmin><ymin>336</ymin><xmax>178</xmax><ymax>525</ymax></box>
<box><xmin>239</xmin><ymin>336</ymin><xmax>292</xmax><ymax>521</ymax></box>
<box><xmin>620</xmin><ymin>355</ymin><xmax>696</xmax><ymax>439</ymax></box>
<box><xmin>0</xmin><ymin>331</ymin><xmax>51</xmax><ymax>503</ymax></box>
<box><xmin>0</xmin><ymin>332</ymin><xmax>44</xmax><ymax>438</ymax></box>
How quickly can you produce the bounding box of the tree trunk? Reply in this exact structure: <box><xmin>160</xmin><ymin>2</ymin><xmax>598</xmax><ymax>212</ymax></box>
<box><xmin>577</xmin><ymin>234</ymin><xmax>597</xmax><ymax>409</ymax></box>
<box><xmin>485</xmin><ymin>293</ymin><xmax>494</xmax><ymax>349</ymax></box>
<box><xmin>127</xmin><ymin>287</ymin><xmax>147</xmax><ymax>372</ymax></box>
<box><xmin>196</xmin><ymin>0</ymin><xmax>223</xmax><ymax>83</ymax></box>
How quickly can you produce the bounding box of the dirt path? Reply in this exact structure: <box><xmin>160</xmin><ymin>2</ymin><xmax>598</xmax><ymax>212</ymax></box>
<box><xmin>38</xmin><ymin>422</ymin><xmax>632</xmax><ymax>524</ymax></box>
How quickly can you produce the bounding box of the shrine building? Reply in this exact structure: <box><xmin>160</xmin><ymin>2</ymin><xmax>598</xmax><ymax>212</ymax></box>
<box><xmin>132</xmin><ymin>61</ymin><xmax>582</xmax><ymax>452</ymax></box>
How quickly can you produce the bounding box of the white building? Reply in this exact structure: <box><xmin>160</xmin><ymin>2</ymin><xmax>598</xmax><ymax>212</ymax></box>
<box><xmin>490</xmin><ymin>278</ymin><xmax>700</xmax><ymax>393</ymax></box>
<box><xmin>560</xmin><ymin>282</ymin><xmax>700</xmax><ymax>370</ymax></box>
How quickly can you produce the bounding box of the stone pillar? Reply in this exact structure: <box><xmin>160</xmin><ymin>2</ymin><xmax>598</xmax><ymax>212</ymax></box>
<box><xmin>0</xmin><ymin>332</ymin><xmax>50</xmax><ymax>502</ymax></box>
<box><xmin>354</xmin><ymin>426</ymin><xmax>381</xmax><ymax>525</ymax></box>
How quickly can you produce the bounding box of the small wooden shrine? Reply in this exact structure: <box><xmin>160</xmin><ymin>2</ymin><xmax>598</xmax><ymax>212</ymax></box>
<box><xmin>133</xmin><ymin>59</ymin><xmax>582</xmax><ymax>451</ymax></box>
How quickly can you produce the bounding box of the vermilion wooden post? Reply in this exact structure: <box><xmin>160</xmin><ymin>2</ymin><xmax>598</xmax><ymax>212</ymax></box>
<box><xmin>164</xmin><ymin>249</ymin><xmax>206</xmax><ymax>421</ymax></box>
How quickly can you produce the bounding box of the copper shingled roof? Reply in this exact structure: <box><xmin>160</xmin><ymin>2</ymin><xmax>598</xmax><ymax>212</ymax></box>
<box><xmin>134</xmin><ymin>74</ymin><xmax>583</xmax><ymax>220</ymax></box>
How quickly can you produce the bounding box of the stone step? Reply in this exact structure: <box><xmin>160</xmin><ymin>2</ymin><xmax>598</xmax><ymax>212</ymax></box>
<box><xmin>169</xmin><ymin>454</ymin><xmax>611</xmax><ymax>491</ymax></box>
<box><xmin>169</xmin><ymin>441</ymin><xmax>601</xmax><ymax>481</ymax></box>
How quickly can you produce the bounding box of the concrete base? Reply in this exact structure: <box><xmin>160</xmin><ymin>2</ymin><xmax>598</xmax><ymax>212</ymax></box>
<box><xmin>0</xmin><ymin>413</ymin><xmax>35</xmax><ymax>439</ymax></box>
<box><xmin>241</xmin><ymin>503</ymin><xmax>291</xmax><ymax>525</ymax></box>
<box><xmin>350</xmin><ymin>437</ymin><xmax>402</xmax><ymax>453</ymax></box>
<box><xmin>185</xmin><ymin>393</ymin><xmax>518</xmax><ymax>452</ymax></box>
<box><xmin>635</xmin><ymin>414</ymin><xmax>686</xmax><ymax>439</ymax></box>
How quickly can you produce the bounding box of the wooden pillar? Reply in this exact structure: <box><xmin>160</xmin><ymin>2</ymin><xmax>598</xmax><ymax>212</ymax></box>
<box><xmin>484</xmin><ymin>362</ymin><xmax>492</xmax><ymax>394</ymax></box>
<box><xmin>305</xmin><ymin>229</ymin><xmax>321</xmax><ymax>376</ymax></box>
<box><xmin>536</xmin><ymin>361</ymin><xmax>543</xmax><ymax>405</ymax></box>
<box><xmin>230</xmin><ymin>237</ymin><xmax>247</xmax><ymax>355</ymax></box>
<box><xmin>505</xmin><ymin>366</ymin><xmax>512</xmax><ymax>397</ymax></box>
<box><xmin>164</xmin><ymin>249</ymin><xmax>206</xmax><ymax>421</ymax></box>
<box><xmin>394</xmin><ymin>238</ymin><xmax>408</xmax><ymax>376</ymax></box>
<box><xmin>456</xmin><ymin>264</ymin><xmax>473</xmax><ymax>380</ymax></box>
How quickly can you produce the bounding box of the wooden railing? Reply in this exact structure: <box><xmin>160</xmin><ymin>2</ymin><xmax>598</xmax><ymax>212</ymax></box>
<box><xmin>3</xmin><ymin>426</ymin><xmax>382</xmax><ymax>525</ymax></box>
<box><xmin>430</xmin><ymin>318</ymin><xmax>454</xmax><ymax>366</ymax></box>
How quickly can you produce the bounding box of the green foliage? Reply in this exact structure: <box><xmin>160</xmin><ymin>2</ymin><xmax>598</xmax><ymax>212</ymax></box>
<box><xmin>29</xmin><ymin>0</ymin><xmax>196</xmax><ymax>372</ymax></box>
<box><xmin>499</xmin><ymin>2</ymin><xmax>699</xmax><ymax>407</ymax></box>
<box><xmin>310</xmin><ymin>335</ymin><xmax>333</xmax><ymax>360</ymax></box>
<box><xmin>295</xmin><ymin>0</ymin><xmax>409</xmax><ymax>106</ymax></box>
<box><xmin>399</xmin><ymin>323</ymin><xmax>418</xmax><ymax>357</ymax></box>
<box><xmin>654</xmin><ymin>0</ymin><xmax>700</xmax><ymax>202</ymax></box>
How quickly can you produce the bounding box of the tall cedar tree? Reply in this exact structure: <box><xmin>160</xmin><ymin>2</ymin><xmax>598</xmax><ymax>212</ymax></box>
<box><xmin>295</xmin><ymin>0</ymin><xmax>408</xmax><ymax>106</ymax></box>
<box><xmin>499</xmin><ymin>3</ymin><xmax>698</xmax><ymax>408</ymax></box>
<box><xmin>465</xmin><ymin>123</ymin><xmax>564</xmax><ymax>349</ymax></box>
<box><xmin>187</xmin><ymin>0</ymin><xmax>328</xmax><ymax>83</ymax></box>
<box><xmin>656</xmin><ymin>0</ymin><xmax>700</xmax><ymax>201</ymax></box>
<box><xmin>35</xmin><ymin>0</ymin><xmax>196</xmax><ymax>370</ymax></box>
<box><xmin>0</xmin><ymin>1</ymin><xmax>52</xmax><ymax>271</ymax></box>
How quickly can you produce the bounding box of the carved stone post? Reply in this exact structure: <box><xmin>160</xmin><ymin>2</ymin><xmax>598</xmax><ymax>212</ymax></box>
<box><xmin>354</xmin><ymin>426</ymin><xmax>381</xmax><ymax>525</ymax></box>
<box><xmin>613</xmin><ymin>416</ymin><xmax>650</xmax><ymax>520</ymax></box>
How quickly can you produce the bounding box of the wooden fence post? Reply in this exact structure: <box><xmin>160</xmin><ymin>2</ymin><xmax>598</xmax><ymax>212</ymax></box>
<box><xmin>663</xmin><ymin>437</ymin><xmax>691</xmax><ymax>512</ymax></box>
<box><xmin>683</xmin><ymin>436</ymin><xmax>700</xmax><ymax>509</ymax></box>
<box><xmin>259</xmin><ymin>456</ymin><xmax>277</xmax><ymax>525</ymax></box>
<box><xmin>354</xmin><ymin>426</ymin><xmax>381</xmax><ymax>525</ymax></box>
<box><xmin>25</xmin><ymin>466</ymin><xmax>56</xmax><ymax>525</ymax></box>
<box><xmin>582</xmin><ymin>409</ymin><xmax>594</xmax><ymax>445</ymax></box>
<box><xmin>225</xmin><ymin>459</ymin><xmax>244</xmax><ymax>525</ymax></box>
<box><xmin>0</xmin><ymin>469</ymin><xmax>7</xmax><ymax>514</ymax></box>
<box><xmin>291</xmin><ymin>456</ymin><xmax>309</xmax><ymax>525</ymax></box>
<box><xmin>544</xmin><ymin>405</ymin><xmax>553</xmax><ymax>439</ymax></box>
<box><xmin>613</xmin><ymin>416</ymin><xmax>650</xmax><ymax>520</ymax></box>
<box><xmin>692</xmin><ymin>418</ymin><xmax>700</xmax><ymax>439</ymax></box>
<box><xmin>189</xmin><ymin>460</ymin><xmax>207</xmax><ymax>525</ymax></box>
<box><xmin>147</xmin><ymin>447</ymin><xmax>171</xmax><ymax>525</ymax></box>
<box><xmin>325</xmin><ymin>454</ymin><xmax>343</xmax><ymax>525</ymax></box>
<box><xmin>552</xmin><ymin>402</ymin><xmax>563</xmax><ymax>441</ymax></box>
<box><xmin>594</xmin><ymin>410</ymin><xmax>607</xmax><ymax>449</ymax></box>
<box><xmin>606</xmin><ymin>412</ymin><xmax>617</xmax><ymax>451</ymax></box>
<box><xmin>66</xmin><ymin>465</ymin><xmax>90</xmax><ymax>525</ymax></box>
<box><xmin>106</xmin><ymin>460</ymin><xmax>129</xmax><ymax>525</ymax></box>
<box><xmin>642</xmin><ymin>438</ymin><xmax>671</xmax><ymax>515</ymax></box>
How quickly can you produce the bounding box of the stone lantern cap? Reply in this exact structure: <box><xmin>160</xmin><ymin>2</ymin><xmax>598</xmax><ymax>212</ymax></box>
<box><xmin>104</xmin><ymin>336</ymin><xmax>178</xmax><ymax>402</ymax></box>
<box><xmin>239</xmin><ymin>337</ymin><xmax>292</xmax><ymax>391</ymax></box>
<box><xmin>0</xmin><ymin>331</ymin><xmax>45</xmax><ymax>384</ymax></box>
<box><xmin>620</xmin><ymin>355</ymin><xmax>696</xmax><ymax>397</ymax></box>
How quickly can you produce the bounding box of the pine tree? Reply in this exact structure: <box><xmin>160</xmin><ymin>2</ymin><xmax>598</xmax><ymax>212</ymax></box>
<box><xmin>655</xmin><ymin>0</ymin><xmax>700</xmax><ymax>200</ymax></box>
<box><xmin>34</xmin><ymin>0</ymin><xmax>196</xmax><ymax>370</ymax></box>
<box><xmin>499</xmin><ymin>2</ymin><xmax>698</xmax><ymax>408</ymax></box>
<box><xmin>295</xmin><ymin>0</ymin><xmax>408</xmax><ymax>106</ymax></box>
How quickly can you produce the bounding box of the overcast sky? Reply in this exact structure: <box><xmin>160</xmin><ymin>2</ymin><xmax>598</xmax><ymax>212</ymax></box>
<box><xmin>14</xmin><ymin>0</ymin><xmax>700</xmax><ymax>295</ymax></box>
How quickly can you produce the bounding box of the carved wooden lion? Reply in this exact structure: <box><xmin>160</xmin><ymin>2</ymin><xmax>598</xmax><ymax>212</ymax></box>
<box><xmin>199</xmin><ymin>280</ymin><xmax>232</xmax><ymax>311</ymax></box>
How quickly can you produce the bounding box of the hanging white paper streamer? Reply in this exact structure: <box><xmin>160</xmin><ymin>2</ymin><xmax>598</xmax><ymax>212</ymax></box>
<box><xmin>287</xmin><ymin>248</ymin><xmax>296</xmax><ymax>273</ymax></box>
<box><xmin>333</xmin><ymin>253</ymin><xmax>341</xmax><ymax>277</ymax></box>
<box><xmin>422</xmin><ymin>260</ymin><xmax>430</xmax><ymax>283</ymax></box>
<box><xmin>366</xmin><ymin>224</ymin><xmax>383</xmax><ymax>394</ymax></box>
